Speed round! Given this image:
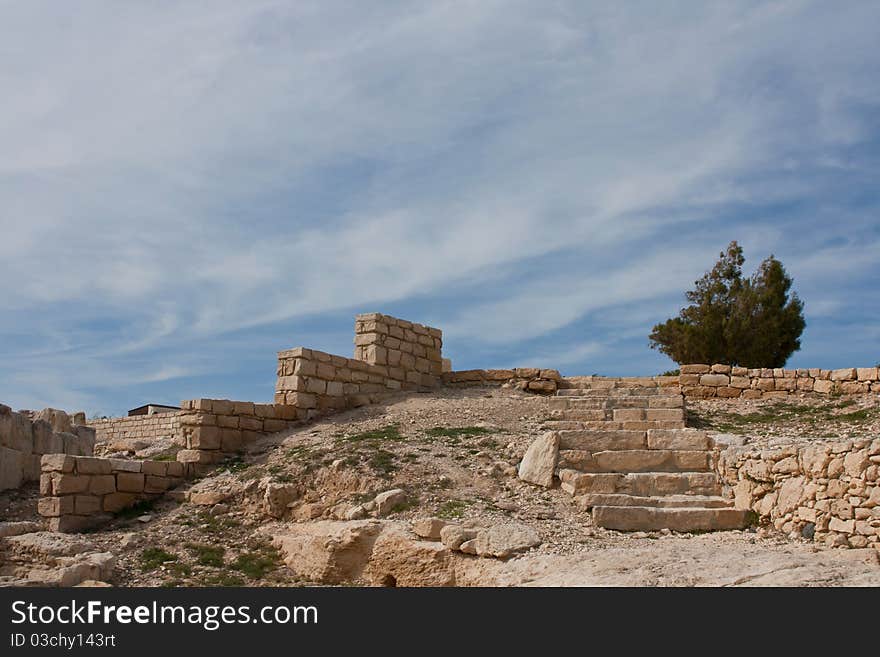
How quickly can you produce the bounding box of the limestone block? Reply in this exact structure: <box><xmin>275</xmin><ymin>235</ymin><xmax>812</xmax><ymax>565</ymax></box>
<box><xmin>89</xmin><ymin>475</ymin><xmax>116</xmax><ymax>495</ymax></box>
<box><xmin>680</xmin><ymin>364</ymin><xmax>710</xmax><ymax>374</ymax></box>
<box><xmin>116</xmin><ymin>472</ymin><xmax>145</xmax><ymax>493</ymax></box>
<box><xmin>189</xmin><ymin>426</ymin><xmax>221</xmax><ymax>450</ymax></box>
<box><xmin>75</xmin><ymin>457</ymin><xmax>112</xmax><ymax>475</ymax></box>
<box><xmin>42</xmin><ymin>454</ymin><xmax>76</xmax><ymax>473</ymax></box>
<box><xmin>831</xmin><ymin>368</ymin><xmax>856</xmax><ymax>381</ymax></box>
<box><xmin>856</xmin><ymin>367</ymin><xmax>878</xmax><ymax>381</ymax></box>
<box><xmin>813</xmin><ymin>379</ymin><xmax>835</xmax><ymax>394</ymax></box>
<box><xmin>38</xmin><ymin>496</ymin><xmax>74</xmax><ymax>517</ymax></box>
<box><xmin>0</xmin><ymin>446</ymin><xmax>24</xmax><ymax>490</ymax></box>
<box><xmin>518</xmin><ymin>432</ymin><xmax>559</xmax><ymax>487</ymax></box>
<box><xmin>699</xmin><ymin>374</ymin><xmax>729</xmax><ymax>386</ymax></box>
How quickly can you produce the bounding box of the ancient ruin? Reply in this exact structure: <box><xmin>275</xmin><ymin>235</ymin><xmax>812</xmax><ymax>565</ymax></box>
<box><xmin>1</xmin><ymin>313</ymin><xmax>879</xmax><ymax>587</ymax></box>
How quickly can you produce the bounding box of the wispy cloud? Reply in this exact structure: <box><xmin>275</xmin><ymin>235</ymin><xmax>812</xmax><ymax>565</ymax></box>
<box><xmin>1</xmin><ymin>1</ymin><xmax>878</xmax><ymax>414</ymax></box>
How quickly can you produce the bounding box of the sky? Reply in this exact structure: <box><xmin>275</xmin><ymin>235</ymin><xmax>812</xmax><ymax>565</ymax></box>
<box><xmin>1</xmin><ymin>1</ymin><xmax>878</xmax><ymax>417</ymax></box>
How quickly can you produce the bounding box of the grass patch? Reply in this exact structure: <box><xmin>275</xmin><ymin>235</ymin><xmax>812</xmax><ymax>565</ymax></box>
<box><xmin>231</xmin><ymin>550</ymin><xmax>279</xmax><ymax>580</ymax></box>
<box><xmin>216</xmin><ymin>458</ymin><xmax>250</xmax><ymax>475</ymax></box>
<box><xmin>338</xmin><ymin>425</ymin><xmax>404</xmax><ymax>443</ymax></box>
<box><xmin>187</xmin><ymin>543</ymin><xmax>225</xmax><ymax>568</ymax></box>
<box><xmin>436</xmin><ymin>499</ymin><xmax>470</xmax><ymax>519</ymax></box>
<box><xmin>368</xmin><ymin>449</ymin><xmax>397</xmax><ymax>477</ymax></box>
<box><xmin>140</xmin><ymin>547</ymin><xmax>177</xmax><ymax>571</ymax></box>
<box><xmin>180</xmin><ymin>511</ymin><xmax>241</xmax><ymax>534</ymax></box>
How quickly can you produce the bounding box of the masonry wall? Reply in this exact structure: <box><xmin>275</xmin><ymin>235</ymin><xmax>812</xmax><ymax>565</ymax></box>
<box><xmin>718</xmin><ymin>439</ymin><xmax>880</xmax><ymax>549</ymax></box>
<box><xmin>442</xmin><ymin>368</ymin><xmax>564</xmax><ymax>394</ymax></box>
<box><xmin>354</xmin><ymin>312</ymin><xmax>443</xmax><ymax>384</ymax></box>
<box><xmin>88</xmin><ymin>412</ymin><xmax>182</xmax><ymax>447</ymax></box>
<box><xmin>1</xmin><ymin>404</ymin><xmax>96</xmax><ymax>491</ymax></box>
<box><xmin>38</xmin><ymin>454</ymin><xmax>186</xmax><ymax>532</ymax></box>
<box><xmin>175</xmin><ymin>399</ymin><xmax>300</xmax><ymax>468</ymax></box>
<box><xmin>680</xmin><ymin>364</ymin><xmax>880</xmax><ymax>398</ymax></box>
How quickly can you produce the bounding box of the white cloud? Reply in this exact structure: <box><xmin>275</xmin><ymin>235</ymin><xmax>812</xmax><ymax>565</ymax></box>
<box><xmin>1</xmin><ymin>1</ymin><xmax>878</xmax><ymax>410</ymax></box>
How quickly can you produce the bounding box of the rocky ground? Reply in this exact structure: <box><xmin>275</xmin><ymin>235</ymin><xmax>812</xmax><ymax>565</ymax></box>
<box><xmin>2</xmin><ymin>387</ymin><xmax>879</xmax><ymax>586</ymax></box>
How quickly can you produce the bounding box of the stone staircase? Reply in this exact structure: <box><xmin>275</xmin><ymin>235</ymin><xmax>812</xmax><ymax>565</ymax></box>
<box><xmin>549</xmin><ymin>378</ymin><xmax>750</xmax><ymax>532</ymax></box>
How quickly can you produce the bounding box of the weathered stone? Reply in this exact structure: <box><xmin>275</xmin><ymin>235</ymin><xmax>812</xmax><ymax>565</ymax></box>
<box><xmin>272</xmin><ymin>520</ymin><xmax>385</xmax><ymax>584</ymax></box>
<box><xmin>699</xmin><ymin>374</ymin><xmax>730</xmax><ymax>386</ymax></box>
<box><xmin>518</xmin><ymin>432</ymin><xmax>559</xmax><ymax>487</ymax></box>
<box><xmin>471</xmin><ymin>523</ymin><xmax>541</xmax><ymax>558</ymax></box>
<box><xmin>367</xmin><ymin>526</ymin><xmax>456</xmax><ymax>586</ymax></box>
<box><xmin>440</xmin><ymin>525</ymin><xmax>479</xmax><ymax>550</ymax></box>
<box><xmin>412</xmin><ymin>518</ymin><xmax>449</xmax><ymax>540</ymax></box>
<box><xmin>373</xmin><ymin>489</ymin><xmax>407</xmax><ymax>516</ymax></box>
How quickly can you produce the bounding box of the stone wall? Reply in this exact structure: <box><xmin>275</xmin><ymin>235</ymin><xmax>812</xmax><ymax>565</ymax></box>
<box><xmin>1</xmin><ymin>404</ymin><xmax>96</xmax><ymax>491</ymax></box>
<box><xmin>718</xmin><ymin>439</ymin><xmax>880</xmax><ymax>549</ymax></box>
<box><xmin>175</xmin><ymin>399</ymin><xmax>300</xmax><ymax>470</ymax></box>
<box><xmin>38</xmin><ymin>454</ymin><xmax>186</xmax><ymax>532</ymax></box>
<box><xmin>354</xmin><ymin>312</ymin><xmax>443</xmax><ymax>385</ymax></box>
<box><xmin>442</xmin><ymin>368</ymin><xmax>564</xmax><ymax>394</ymax></box>
<box><xmin>680</xmin><ymin>364</ymin><xmax>880</xmax><ymax>398</ymax></box>
<box><xmin>88</xmin><ymin>412</ymin><xmax>182</xmax><ymax>448</ymax></box>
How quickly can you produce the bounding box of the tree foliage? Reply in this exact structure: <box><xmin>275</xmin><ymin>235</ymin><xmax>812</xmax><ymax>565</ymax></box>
<box><xmin>649</xmin><ymin>241</ymin><xmax>805</xmax><ymax>367</ymax></box>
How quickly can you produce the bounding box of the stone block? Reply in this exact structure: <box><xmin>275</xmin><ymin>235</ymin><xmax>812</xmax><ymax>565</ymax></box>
<box><xmin>89</xmin><ymin>475</ymin><xmax>117</xmax><ymax>495</ymax></box>
<box><xmin>0</xmin><ymin>446</ymin><xmax>24</xmax><ymax>490</ymax></box>
<box><xmin>75</xmin><ymin>457</ymin><xmax>112</xmax><ymax>475</ymax></box>
<box><xmin>680</xmin><ymin>364</ymin><xmax>710</xmax><ymax>374</ymax></box>
<box><xmin>37</xmin><ymin>496</ymin><xmax>74</xmax><ymax>517</ymax></box>
<box><xmin>108</xmin><ymin>459</ymin><xmax>142</xmax><ymax>472</ymax></box>
<box><xmin>831</xmin><ymin>368</ymin><xmax>856</xmax><ymax>381</ymax></box>
<box><xmin>855</xmin><ymin>367</ymin><xmax>878</xmax><ymax>381</ymax></box>
<box><xmin>74</xmin><ymin>495</ymin><xmax>102</xmax><ymax>515</ymax></box>
<box><xmin>103</xmin><ymin>492</ymin><xmax>138</xmax><ymax>513</ymax></box>
<box><xmin>116</xmin><ymin>472</ymin><xmax>145</xmax><ymax>493</ymax></box>
<box><xmin>52</xmin><ymin>474</ymin><xmax>90</xmax><ymax>495</ymax></box>
<box><xmin>699</xmin><ymin>374</ymin><xmax>729</xmax><ymax>386</ymax></box>
<box><xmin>189</xmin><ymin>426</ymin><xmax>221</xmax><ymax>450</ymax></box>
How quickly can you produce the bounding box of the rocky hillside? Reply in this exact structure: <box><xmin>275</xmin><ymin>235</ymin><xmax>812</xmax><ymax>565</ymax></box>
<box><xmin>2</xmin><ymin>387</ymin><xmax>879</xmax><ymax>586</ymax></box>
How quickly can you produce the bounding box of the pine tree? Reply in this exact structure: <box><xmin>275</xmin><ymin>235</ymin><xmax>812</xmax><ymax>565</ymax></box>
<box><xmin>649</xmin><ymin>241</ymin><xmax>805</xmax><ymax>367</ymax></box>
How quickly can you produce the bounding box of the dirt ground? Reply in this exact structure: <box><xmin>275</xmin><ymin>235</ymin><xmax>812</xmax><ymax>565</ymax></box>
<box><xmin>2</xmin><ymin>387</ymin><xmax>879</xmax><ymax>586</ymax></box>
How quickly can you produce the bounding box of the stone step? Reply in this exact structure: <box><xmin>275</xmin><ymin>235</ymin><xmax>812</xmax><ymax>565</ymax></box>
<box><xmin>559</xmin><ymin>469</ymin><xmax>721</xmax><ymax>497</ymax></box>
<box><xmin>646</xmin><ymin>429</ymin><xmax>710</xmax><ymax>450</ymax></box>
<box><xmin>558</xmin><ymin>430</ymin><xmax>647</xmax><ymax>451</ymax></box>
<box><xmin>558</xmin><ymin>449</ymin><xmax>710</xmax><ymax>473</ymax></box>
<box><xmin>576</xmin><ymin>493</ymin><xmax>733</xmax><ymax>510</ymax></box>
<box><xmin>548</xmin><ymin>396</ymin><xmax>683</xmax><ymax>411</ymax></box>
<box><xmin>592</xmin><ymin>506</ymin><xmax>752</xmax><ymax>532</ymax></box>
<box><xmin>548</xmin><ymin>420</ymin><xmax>686</xmax><ymax>431</ymax></box>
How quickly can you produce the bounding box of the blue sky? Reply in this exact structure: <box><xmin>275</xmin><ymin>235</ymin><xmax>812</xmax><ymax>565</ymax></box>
<box><xmin>1</xmin><ymin>1</ymin><xmax>878</xmax><ymax>417</ymax></box>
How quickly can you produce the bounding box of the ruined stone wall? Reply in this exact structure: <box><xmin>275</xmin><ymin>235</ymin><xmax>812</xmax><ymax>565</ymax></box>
<box><xmin>275</xmin><ymin>349</ymin><xmax>412</xmax><ymax>417</ymax></box>
<box><xmin>354</xmin><ymin>312</ymin><xmax>443</xmax><ymax>386</ymax></box>
<box><xmin>680</xmin><ymin>364</ymin><xmax>880</xmax><ymax>398</ymax></box>
<box><xmin>718</xmin><ymin>439</ymin><xmax>880</xmax><ymax>549</ymax></box>
<box><xmin>38</xmin><ymin>454</ymin><xmax>186</xmax><ymax>532</ymax></box>
<box><xmin>1</xmin><ymin>404</ymin><xmax>96</xmax><ymax>491</ymax></box>
<box><xmin>175</xmin><ymin>399</ymin><xmax>300</xmax><ymax>469</ymax></box>
<box><xmin>88</xmin><ymin>412</ymin><xmax>182</xmax><ymax>447</ymax></box>
<box><xmin>442</xmin><ymin>368</ymin><xmax>564</xmax><ymax>394</ymax></box>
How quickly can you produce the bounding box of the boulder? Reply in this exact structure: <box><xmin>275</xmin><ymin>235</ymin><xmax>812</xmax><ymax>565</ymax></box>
<box><xmin>472</xmin><ymin>523</ymin><xmax>541</xmax><ymax>558</ymax></box>
<box><xmin>518</xmin><ymin>432</ymin><xmax>559</xmax><ymax>487</ymax></box>
<box><xmin>272</xmin><ymin>520</ymin><xmax>385</xmax><ymax>584</ymax></box>
<box><xmin>373</xmin><ymin>489</ymin><xmax>407</xmax><ymax>516</ymax></box>
<box><xmin>412</xmin><ymin>518</ymin><xmax>449</xmax><ymax>540</ymax></box>
<box><xmin>367</xmin><ymin>526</ymin><xmax>456</xmax><ymax>586</ymax></box>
